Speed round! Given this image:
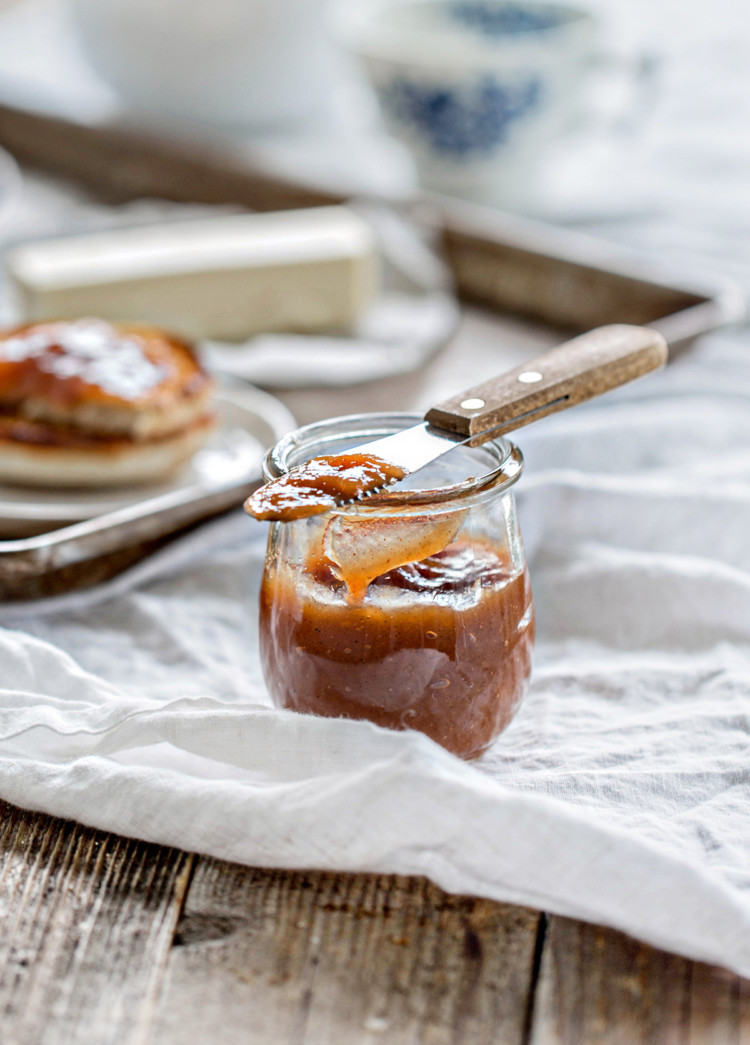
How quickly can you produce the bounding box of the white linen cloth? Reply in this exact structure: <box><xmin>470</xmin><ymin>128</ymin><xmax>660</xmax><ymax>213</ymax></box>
<box><xmin>2</xmin><ymin>330</ymin><xmax>750</xmax><ymax>976</ymax></box>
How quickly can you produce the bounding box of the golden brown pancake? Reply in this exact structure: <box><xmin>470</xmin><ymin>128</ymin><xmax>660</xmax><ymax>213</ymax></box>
<box><xmin>0</xmin><ymin>318</ymin><xmax>215</xmax><ymax>487</ymax></box>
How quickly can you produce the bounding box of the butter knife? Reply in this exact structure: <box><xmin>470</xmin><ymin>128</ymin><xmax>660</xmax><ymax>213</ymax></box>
<box><xmin>347</xmin><ymin>324</ymin><xmax>667</xmax><ymax>480</ymax></box>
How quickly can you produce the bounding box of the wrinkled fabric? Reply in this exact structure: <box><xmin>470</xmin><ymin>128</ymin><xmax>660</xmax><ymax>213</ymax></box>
<box><xmin>2</xmin><ymin>335</ymin><xmax>750</xmax><ymax>976</ymax></box>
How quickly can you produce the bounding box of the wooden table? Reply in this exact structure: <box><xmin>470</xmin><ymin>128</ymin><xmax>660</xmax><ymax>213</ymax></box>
<box><xmin>1</xmin><ymin>798</ymin><xmax>748</xmax><ymax>1045</ymax></box>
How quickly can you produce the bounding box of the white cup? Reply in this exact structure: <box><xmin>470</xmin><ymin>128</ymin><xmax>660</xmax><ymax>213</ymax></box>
<box><xmin>336</xmin><ymin>0</ymin><xmax>642</xmax><ymax>207</ymax></box>
<box><xmin>68</xmin><ymin>0</ymin><xmax>347</xmax><ymax>129</ymax></box>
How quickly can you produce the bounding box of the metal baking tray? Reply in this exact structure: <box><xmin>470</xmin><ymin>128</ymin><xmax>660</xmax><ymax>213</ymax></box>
<box><xmin>0</xmin><ymin>103</ymin><xmax>743</xmax><ymax>600</ymax></box>
<box><xmin>0</xmin><ymin>99</ymin><xmax>742</xmax><ymax>343</ymax></box>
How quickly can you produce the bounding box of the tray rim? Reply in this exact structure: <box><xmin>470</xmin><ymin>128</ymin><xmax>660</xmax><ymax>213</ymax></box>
<box><xmin>427</xmin><ymin>193</ymin><xmax>748</xmax><ymax>342</ymax></box>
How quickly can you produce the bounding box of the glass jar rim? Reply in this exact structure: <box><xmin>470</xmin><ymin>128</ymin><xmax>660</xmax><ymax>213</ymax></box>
<box><xmin>263</xmin><ymin>411</ymin><xmax>524</xmax><ymax>510</ymax></box>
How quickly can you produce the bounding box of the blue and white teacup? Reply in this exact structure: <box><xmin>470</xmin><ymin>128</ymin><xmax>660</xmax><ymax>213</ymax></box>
<box><xmin>337</xmin><ymin>0</ymin><xmax>611</xmax><ymax>206</ymax></box>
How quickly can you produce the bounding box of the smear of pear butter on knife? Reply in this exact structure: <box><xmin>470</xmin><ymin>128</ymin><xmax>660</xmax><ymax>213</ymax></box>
<box><xmin>244</xmin><ymin>452</ymin><xmax>408</xmax><ymax>522</ymax></box>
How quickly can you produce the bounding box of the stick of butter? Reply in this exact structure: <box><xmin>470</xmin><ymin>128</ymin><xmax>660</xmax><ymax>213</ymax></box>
<box><xmin>4</xmin><ymin>206</ymin><xmax>380</xmax><ymax>341</ymax></box>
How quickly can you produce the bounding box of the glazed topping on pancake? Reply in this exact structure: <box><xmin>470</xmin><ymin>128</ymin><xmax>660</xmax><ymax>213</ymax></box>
<box><xmin>0</xmin><ymin>319</ymin><xmax>205</xmax><ymax>408</ymax></box>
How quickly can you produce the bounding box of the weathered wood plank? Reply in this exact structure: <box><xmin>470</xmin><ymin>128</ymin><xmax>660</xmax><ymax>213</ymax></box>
<box><xmin>0</xmin><ymin>801</ymin><xmax>193</xmax><ymax>1045</ymax></box>
<box><xmin>3</xmin><ymin>800</ymin><xmax>748</xmax><ymax>1045</ymax></box>
<box><xmin>685</xmin><ymin>961</ymin><xmax>750</xmax><ymax>1045</ymax></box>
<box><xmin>149</xmin><ymin>861</ymin><xmax>542</xmax><ymax>1045</ymax></box>
<box><xmin>529</xmin><ymin>915</ymin><xmax>750</xmax><ymax>1045</ymax></box>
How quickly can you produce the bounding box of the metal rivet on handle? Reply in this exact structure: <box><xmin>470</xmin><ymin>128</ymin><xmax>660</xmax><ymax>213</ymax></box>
<box><xmin>460</xmin><ymin>397</ymin><xmax>485</xmax><ymax>410</ymax></box>
<box><xmin>518</xmin><ymin>371</ymin><xmax>543</xmax><ymax>383</ymax></box>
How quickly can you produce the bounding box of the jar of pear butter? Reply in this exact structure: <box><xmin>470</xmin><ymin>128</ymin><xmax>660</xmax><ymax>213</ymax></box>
<box><xmin>252</xmin><ymin>413</ymin><xmax>534</xmax><ymax>760</ymax></box>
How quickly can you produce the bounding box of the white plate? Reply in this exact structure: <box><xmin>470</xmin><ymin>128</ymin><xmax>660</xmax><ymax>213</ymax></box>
<box><xmin>0</xmin><ymin>383</ymin><xmax>295</xmax><ymax>536</ymax></box>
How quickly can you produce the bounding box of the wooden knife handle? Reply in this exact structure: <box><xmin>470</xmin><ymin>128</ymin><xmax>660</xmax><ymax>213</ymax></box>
<box><xmin>424</xmin><ymin>324</ymin><xmax>668</xmax><ymax>440</ymax></box>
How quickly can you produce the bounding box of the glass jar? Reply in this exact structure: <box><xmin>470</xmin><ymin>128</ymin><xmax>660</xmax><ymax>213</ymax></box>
<box><xmin>258</xmin><ymin>412</ymin><xmax>534</xmax><ymax>760</ymax></box>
